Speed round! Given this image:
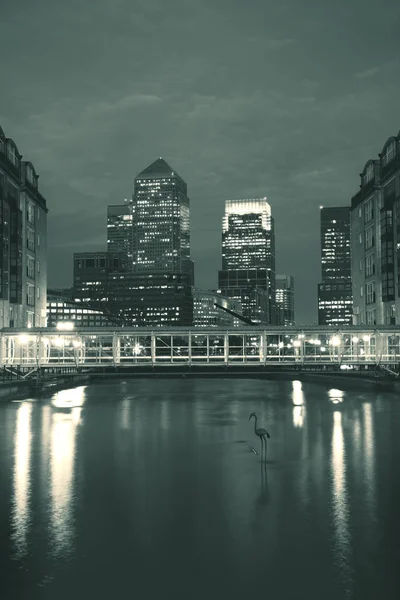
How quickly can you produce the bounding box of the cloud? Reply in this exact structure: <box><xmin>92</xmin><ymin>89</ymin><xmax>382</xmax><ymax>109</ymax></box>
<box><xmin>268</xmin><ymin>38</ymin><xmax>295</xmax><ymax>49</ymax></box>
<box><xmin>355</xmin><ymin>67</ymin><xmax>379</xmax><ymax>79</ymax></box>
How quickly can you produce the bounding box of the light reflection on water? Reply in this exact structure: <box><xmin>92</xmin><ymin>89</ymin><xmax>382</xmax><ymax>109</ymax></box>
<box><xmin>2</xmin><ymin>379</ymin><xmax>399</xmax><ymax>598</ymax></box>
<box><xmin>331</xmin><ymin>410</ymin><xmax>353</xmax><ymax>594</ymax></box>
<box><xmin>11</xmin><ymin>402</ymin><xmax>33</xmax><ymax>558</ymax></box>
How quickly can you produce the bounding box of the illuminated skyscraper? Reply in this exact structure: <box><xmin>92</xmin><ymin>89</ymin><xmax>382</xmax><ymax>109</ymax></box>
<box><xmin>318</xmin><ymin>206</ymin><xmax>352</xmax><ymax>325</ymax></box>
<box><xmin>276</xmin><ymin>275</ymin><xmax>295</xmax><ymax>325</ymax></box>
<box><xmin>107</xmin><ymin>201</ymin><xmax>133</xmax><ymax>261</ymax></box>
<box><xmin>218</xmin><ymin>198</ymin><xmax>275</xmax><ymax>324</ymax></box>
<box><xmin>125</xmin><ymin>158</ymin><xmax>193</xmax><ymax>325</ymax></box>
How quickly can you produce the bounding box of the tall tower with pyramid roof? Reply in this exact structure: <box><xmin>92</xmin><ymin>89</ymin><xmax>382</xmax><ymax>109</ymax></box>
<box><xmin>108</xmin><ymin>158</ymin><xmax>193</xmax><ymax>326</ymax></box>
<box><xmin>132</xmin><ymin>158</ymin><xmax>191</xmax><ymax>276</ymax></box>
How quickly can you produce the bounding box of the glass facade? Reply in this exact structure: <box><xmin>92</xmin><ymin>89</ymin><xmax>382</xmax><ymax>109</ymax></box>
<box><xmin>107</xmin><ymin>202</ymin><xmax>134</xmax><ymax>260</ymax></box>
<box><xmin>218</xmin><ymin>198</ymin><xmax>275</xmax><ymax>324</ymax></box>
<box><xmin>276</xmin><ymin>275</ymin><xmax>295</xmax><ymax>325</ymax></box>
<box><xmin>318</xmin><ymin>207</ymin><xmax>353</xmax><ymax>326</ymax></box>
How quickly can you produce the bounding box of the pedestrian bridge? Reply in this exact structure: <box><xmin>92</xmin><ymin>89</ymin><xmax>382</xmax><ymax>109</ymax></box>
<box><xmin>1</xmin><ymin>325</ymin><xmax>400</xmax><ymax>369</ymax></box>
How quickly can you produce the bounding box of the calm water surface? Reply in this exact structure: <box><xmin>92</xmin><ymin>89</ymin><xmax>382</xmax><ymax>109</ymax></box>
<box><xmin>1</xmin><ymin>379</ymin><xmax>400</xmax><ymax>599</ymax></box>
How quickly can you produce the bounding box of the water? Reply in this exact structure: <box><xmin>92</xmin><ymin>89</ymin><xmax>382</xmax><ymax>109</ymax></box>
<box><xmin>0</xmin><ymin>378</ymin><xmax>400</xmax><ymax>599</ymax></box>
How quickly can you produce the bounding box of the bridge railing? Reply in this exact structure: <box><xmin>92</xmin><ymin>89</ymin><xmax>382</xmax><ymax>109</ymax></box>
<box><xmin>1</xmin><ymin>327</ymin><xmax>400</xmax><ymax>368</ymax></box>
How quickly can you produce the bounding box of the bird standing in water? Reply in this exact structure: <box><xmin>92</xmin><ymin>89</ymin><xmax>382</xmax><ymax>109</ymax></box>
<box><xmin>249</xmin><ymin>413</ymin><xmax>270</xmax><ymax>462</ymax></box>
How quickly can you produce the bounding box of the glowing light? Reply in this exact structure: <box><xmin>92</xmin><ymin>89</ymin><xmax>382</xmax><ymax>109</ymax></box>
<box><xmin>293</xmin><ymin>340</ymin><xmax>301</xmax><ymax>347</ymax></box>
<box><xmin>133</xmin><ymin>343</ymin><xmax>143</xmax><ymax>355</ymax></box>
<box><xmin>53</xmin><ymin>337</ymin><xmax>64</xmax><ymax>348</ymax></box>
<box><xmin>328</xmin><ymin>388</ymin><xmax>344</xmax><ymax>404</ymax></box>
<box><xmin>51</xmin><ymin>386</ymin><xmax>86</xmax><ymax>410</ymax></box>
<box><xmin>321</xmin><ymin>346</ymin><xmax>326</xmax><ymax>352</ymax></box>
<box><xmin>352</xmin><ymin>337</ymin><xmax>359</xmax><ymax>343</ymax></box>
<box><xmin>330</xmin><ymin>336</ymin><xmax>341</xmax><ymax>347</ymax></box>
<box><xmin>72</xmin><ymin>339</ymin><xmax>82</xmax><ymax>348</ymax></box>
<box><xmin>18</xmin><ymin>335</ymin><xmax>29</xmax><ymax>344</ymax></box>
<box><xmin>363</xmin><ymin>335</ymin><xmax>370</xmax><ymax>342</ymax></box>
<box><xmin>56</xmin><ymin>321</ymin><xmax>74</xmax><ymax>331</ymax></box>
<box><xmin>292</xmin><ymin>380</ymin><xmax>304</xmax><ymax>406</ymax></box>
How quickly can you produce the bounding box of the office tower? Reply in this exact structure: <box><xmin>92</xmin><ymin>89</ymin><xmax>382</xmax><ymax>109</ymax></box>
<box><xmin>218</xmin><ymin>198</ymin><xmax>275</xmax><ymax>324</ymax></box>
<box><xmin>275</xmin><ymin>275</ymin><xmax>295</xmax><ymax>325</ymax></box>
<box><xmin>124</xmin><ymin>158</ymin><xmax>193</xmax><ymax>326</ymax></box>
<box><xmin>351</xmin><ymin>131</ymin><xmax>400</xmax><ymax>325</ymax></box>
<box><xmin>73</xmin><ymin>251</ymin><xmax>129</xmax><ymax>316</ymax></box>
<box><xmin>47</xmin><ymin>288</ymin><xmax>116</xmax><ymax>327</ymax></box>
<box><xmin>193</xmin><ymin>289</ymin><xmax>243</xmax><ymax>327</ymax></box>
<box><xmin>107</xmin><ymin>201</ymin><xmax>134</xmax><ymax>261</ymax></box>
<box><xmin>0</xmin><ymin>125</ymin><xmax>47</xmax><ymax>328</ymax></box>
<box><xmin>317</xmin><ymin>206</ymin><xmax>352</xmax><ymax>325</ymax></box>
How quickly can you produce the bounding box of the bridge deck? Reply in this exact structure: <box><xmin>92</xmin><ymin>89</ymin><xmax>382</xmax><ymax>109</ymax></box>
<box><xmin>1</xmin><ymin>326</ymin><xmax>400</xmax><ymax>368</ymax></box>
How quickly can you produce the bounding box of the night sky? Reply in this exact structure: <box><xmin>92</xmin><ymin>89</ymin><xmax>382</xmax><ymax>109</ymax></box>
<box><xmin>1</xmin><ymin>0</ymin><xmax>399</xmax><ymax>323</ymax></box>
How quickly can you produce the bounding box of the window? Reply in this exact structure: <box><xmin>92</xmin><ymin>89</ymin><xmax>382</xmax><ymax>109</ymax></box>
<box><xmin>358</xmin><ymin>207</ymin><xmax>362</xmax><ymax>218</ymax></box>
<box><xmin>364</xmin><ymin>162</ymin><xmax>374</xmax><ymax>184</ymax></box>
<box><xmin>382</xmin><ymin>141</ymin><xmax>396</xmax><ymax>166</ymax></box>
<box><xmin>365</xmin><ymin>254</ymin><xmax>375</xmax><ymax>276</ymax></box>
<box><xmin>364</xmin><ymin>199</ymin><xmax>373</xmax><ymax>222</ymax></box>
<box><xmin>37</xmin><ymin>260</ymin><xmax>40</xmax><ymax>273</ymax></box>
<box><xmin>6</xmin><ymin>142</ymin><xmax>18</xmax><ymax>166</ymax></box>
<box><xmin>360</xmin><ymin>285</ymin><xmax>363</xmax><ymax>297</ymax></box>
<box><xmin>365</xmin><ymin>227</ymin><xmax>374</xmax><ymax>250</ymax></box>
<box><xmin>366</xmin><ymin>309</ymin><xmax>376</xmax><ymax>325</ymax></box>
<box><xmin>27</xmin><ymin>228</ymin><xmax>35</xmax><ymax>251</ymax></box>
<box><xmin>366</xmin><ymin>281</ymin><xmax>375</xmax><ymax>304</ymax></box>
<box><xmin>27</xmin><ymin>257</ymin><xmax>35</xmax><ymax>279</ymax></box>
<box><xmin>27</xmin><ymin>284</ymin><xmax>35</xmax><ymax>306</ymax></box>
<box><xmin>37</xmin><ymin>287</ymin><xmax>40</xmax><ymax>299</ymax></box>
<box><xmin>37</xmin><ymin>234</ymin><xmax>40</xmax><ymax>247</ymax></box>
<box><xmin>359</xmin><ymin>260</ymin><xmax>363</xmax><ymax>271</ymax></box>
<box><xmin>27</xmin><ymin>202</ymin><xmax>35</xmax><ymax>224</ymax></box>
<box><xmin>359</xmin><ymin>233</ymin><xmax>363</xmax><ymax>244</ymax></box>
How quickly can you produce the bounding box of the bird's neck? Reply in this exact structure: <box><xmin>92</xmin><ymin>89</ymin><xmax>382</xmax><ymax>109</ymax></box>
<box><xmin>253</xmin><ymin>416</ymin><xmax>258</xmax><ymax>433</ymax></box>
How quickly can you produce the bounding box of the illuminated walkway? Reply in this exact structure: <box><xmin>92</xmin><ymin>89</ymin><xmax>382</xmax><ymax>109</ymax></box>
<box><xmin>1</xmin><ymin>326</ymin><xmax>400</xmax><ymax>368</ymax></box>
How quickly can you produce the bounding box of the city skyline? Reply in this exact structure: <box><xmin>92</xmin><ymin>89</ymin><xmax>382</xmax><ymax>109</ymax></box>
<box><xmin>0</xmin><ymin>0</ymin><xmax>398</xmax><ymax>323</ymax></box>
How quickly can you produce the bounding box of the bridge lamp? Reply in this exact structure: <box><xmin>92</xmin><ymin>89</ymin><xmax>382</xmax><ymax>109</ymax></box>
<box><xmin>53</xmin><ymin>337</ymin><xmax>64</xmax><ymax>348</ymax></box>
<box><xmin>293</xmin><ymin>340</ymin><xmax>301</xmax><ymax>348</ymax></box>
<box><xmin>72</xmin><ymin>340</ymin><xmax>82</xmax><ymax>348</ymax></box>
<box><xmin>330</xmin><ymin>336</ymin><xmax>341</xmax><ymax>347</ymax></box>
<box><xmin>314</xmin><ymin>339</ymin><xmax>321</xmax><ymax>346</ymax></box>
<box><xmin>321</xmin><ymin>346</ymin><xmax>326</xmax><ymax>352</ymax></box>
<box><xmin>18</xmin><ymin>335</ymin><xmax>29</xmax><ymax>344</ymax></box>
<box><xmin>42</xmin><ymin>337</ymin><xmax>49</xmax><ymax>345</ymax></box>
<box><xmin>298</xmin><ymin>334</ymin><xmax>305</xmax><ymax>339</ymax></box>
<box><xmin>133</xmin><ymin>343</ymin><xmax>143</xmax><ymax>355</ymax></box>
<box><xmin>352</xmin><ymin>337</ymin><xmax>359</xmax><ymax>344</ymax></box>
<box><xmin>287</xmin><ymin>343</ymin><xmax>292</xmax><ymax>349</ymax></box>
<box><xmin>278</xmin><ymin>342</ymin><xmax>284</xmax><ymax>348</ymax></box>
<box><xmin>362</xmin><ymin>335</ymin><xmax>370</xmax><ymax>342</ymax></box>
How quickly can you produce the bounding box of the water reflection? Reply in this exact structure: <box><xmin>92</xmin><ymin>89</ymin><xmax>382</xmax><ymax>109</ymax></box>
<box><xmin>328</xmin><ymin>389</ymin><xmax>344</xmax><ymax>404</ymax></box>
<box><xmin>11</xmin><ymin>402</ymin><xmax>33</xmax><ymax>558</ymax></box>
<box><xmin>49</xmin><ymin>387</ymin><xmax>84</xmax><ymax>557</ymax></box>
<box><xmin>363</xmin><ymin>403</ymin><xmax>377</xmax><ymax>524</ymax></box>
<box><xmin>292</xmin><ymin>380</ymin><xmax>305</xmax><ymax>428</ymax></box>
<box><xmin>331</xmin><ymin>411</ymin><xmax>353</xmax><ymax>592</ymax></box>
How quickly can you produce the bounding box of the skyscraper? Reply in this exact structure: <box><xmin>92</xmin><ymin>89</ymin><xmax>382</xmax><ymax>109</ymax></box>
<box><xmin>107</xmin><ymin>201</ymin><xmax>133</xmax><ymax>261</ymax></box>
<box><xmin>0</xmin><ymin>125</ymin><xmax>47</xmax><ymax>328</ymax></box>
<box><xmin>121</xmin><ymin>158</ymin><xmax>193</xmax><ymax>325</ymax></box>
<box><xmin>276</xmin><ymin>275</ymin><xmax>295</xmax><ymax>325</ymax></box>
<box><xmin>218</xmin><ymin>198</ymin><xmax>275</xmax><ymax>324</ymax></box>
<box><xmin>318</xmin><ymin>206</ymin><xmax>352</xmax><ymax>325</ymax></box>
